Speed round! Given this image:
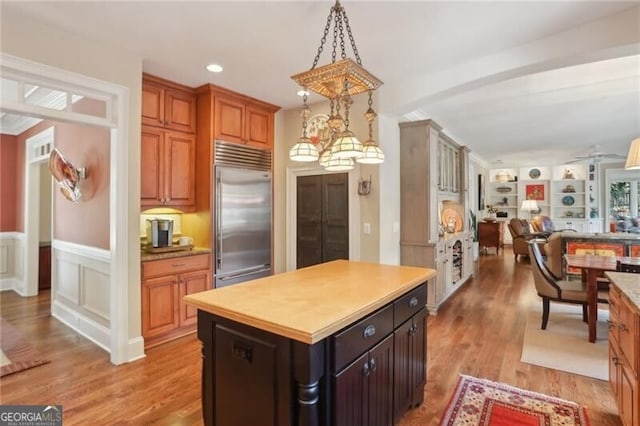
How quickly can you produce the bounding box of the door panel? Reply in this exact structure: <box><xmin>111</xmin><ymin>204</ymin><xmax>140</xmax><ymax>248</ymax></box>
<box><xmin>140</xmin><ymin>127</ymin><xmax>163</xmax><ymax>204</ymax></box>
<box><xmin>333</xmin><ymin>352</ymin><xmax>369</xmax><ymax>426</ymax></box>
<box><xmin>296</xmin><ymin>173</ymin><xmax>349</xmax><ymax>268</ymax></box>
<box><xmin>297</xmin><ymin>175</ymin><xmax>323</xmax><ymax>268</ymax></box>
<box><xmin>368</xmin><ymin>335</ymin><xmax>394</xmax><ymax>426</ymax></box>
<box><xmin>179</xmin><ymin>269</ymin><xmax>211</xmax><ymax>327</ymax></box>
<box><xmin>164</xmin><ymin>131</ymin><xmax>195</xmax><ymax>206</ymax></box>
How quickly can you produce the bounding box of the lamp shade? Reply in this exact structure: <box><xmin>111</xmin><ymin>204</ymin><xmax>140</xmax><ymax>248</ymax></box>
<box><xmin>324</xmin><ymin>156</ymin><xmax>354</xmax><ymax>171</ymax></box>
<box><xmin>521</xmin><ymin>199</ymin><xmax>539</xmax><ymax>211</ymax></box>
<box><xmin>356</xmin><ymin>140</ymin><xmax>385</xmax><ymax>164</ymax></box>
<box><xmin>625</xmin><ymin>137</ymin><xmax>640</xmax><ymax>170</ymax></box>
<box><xmin>331</xmin><ymin>130</ymin><xmax>363</xmax><ymax>159</ymax></box>
<box><xmin>289</xmin><ymin>137</ymin><xmax>319</xmax><ymax>162</ymax></box>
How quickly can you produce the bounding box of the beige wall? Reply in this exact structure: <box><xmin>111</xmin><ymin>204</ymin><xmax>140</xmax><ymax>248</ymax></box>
<box><xmin>1</xmin><ymin>12</ymin><xmax>143</xmax><ymax>337</ymax></box>
<box><xmin>273</xmin><ymin>94</ymin><xmax>381</xmax><ymax>271</ymax></box>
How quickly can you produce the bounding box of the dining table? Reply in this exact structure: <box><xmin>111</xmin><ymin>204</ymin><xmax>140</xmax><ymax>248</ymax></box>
<box><xmin>564</xmin><ymin>254</ymin><xmax>640</xmax><ymax>343</ymax></box>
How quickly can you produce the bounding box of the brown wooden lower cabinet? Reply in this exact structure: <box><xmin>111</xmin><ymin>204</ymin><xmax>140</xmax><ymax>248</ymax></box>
<box><xmin>142</xmin><ymin>253</ymin><xmax>211</xmax><ymax>348</ymax></box>
<box><xmin>608</xmin><ymin>284</ymin><xmax>639</xmax><ymax>426</ymax></box>
<box><xmin>197</xmin><ymin>282</ymin><xmax>428</xmax><ymax>426</ymax></box>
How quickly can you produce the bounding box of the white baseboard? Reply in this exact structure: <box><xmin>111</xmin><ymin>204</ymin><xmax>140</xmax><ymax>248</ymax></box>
<box><xmin>52</xmin><ymin>300</ymin><xmax>110</xmax><ymax>353</ymax></box>
<box><xmin>0</xmin><ymin>278</ymin><xmax>21</xmax><ymax>292</ymax></box>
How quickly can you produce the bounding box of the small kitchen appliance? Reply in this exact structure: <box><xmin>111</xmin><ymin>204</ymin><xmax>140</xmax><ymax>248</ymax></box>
<box><xmin>147</xmin><ymin>218</ymin><xmax>174</xmax><ymax>248</ymax></box>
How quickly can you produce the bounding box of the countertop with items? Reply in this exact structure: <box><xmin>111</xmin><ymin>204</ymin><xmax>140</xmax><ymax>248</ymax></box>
<box><xmin>606</xmin><ymin>271</ymin><xmax>640</xmax><ymax>313</ymax></box>
<box><xmin>140</xmin><ymin>247</ymin><xmax>211</xmax><ymax>262</ymax></box>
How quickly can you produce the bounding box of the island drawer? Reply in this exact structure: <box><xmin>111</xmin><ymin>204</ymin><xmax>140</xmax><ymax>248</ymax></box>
<box><xmin>142</xmin><ymin>253</ymin><xmax>211</xmax><ymax>278</ymax></box>
<box><xmin>331</xmin><ymin>303</ymin><xmax>394</xmax><ymax>372</ymax></box>
<box><xmin>393</xmin><ymin>283</ymin><xmax>427</xmax><ymax>327</ymax></box>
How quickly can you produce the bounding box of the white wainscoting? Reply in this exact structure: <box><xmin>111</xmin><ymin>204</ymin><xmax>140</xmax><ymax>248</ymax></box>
<box><xmin>0</xmin><ymin>232</ymin><xmax>24</xmax><ymax>292</ymax></box>
<box><xmin>52</xmin><ymin>240</ymin><xmax>111</xmax><ymax>352</ymax></box>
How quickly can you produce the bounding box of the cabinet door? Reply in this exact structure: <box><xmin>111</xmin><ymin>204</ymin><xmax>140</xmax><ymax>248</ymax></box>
<box><xmin>245</xmin><ymin>104</ymin><xmax>272</xmax><ymax>149</ymax></box>
<box><xmin>164</xmin><ymin>131</ymin><xmax>195</xmax><ymax>208</ymax></box>
<box><xmin>142</xmin><ymin>275</ymin><xmax>179</xmax><ymax>338</ymax></box>
<box><xmin>215</xmin><ymin>95</ymin><xmax>245</xmax><ymax>144</ymax></box>
<box><xmin>368</xmin><ymin>334</ymin><xmax>394</xmax><ymax>426</ymax></box>
<box><xmin>178</xmin><ymin>268</ymin><xmax>211</xmax><ymax>327</ymax></box>
<box><xmin>610</xmin><ymin>342</ymin><xmax>619</xmax><ymax>399</ymax></box>
<box><xmin>142</xmin><ymin>82</ymin><xmax>165</xmax><ymax>128</ymax></box>
<box><xmin>619</xmin><ymin>360</ymin><xmax>637</xmax><ymax>426</ymax></box>
<box><xmin>393</xmin><ymin>319</ymin><xmax>413</xmax><ymax>423</ymax></box>
<box><xmin>410</xmin><ymin>309</ymin><xmax>427</xmax><ymax>408</ymax></box>
<box><xmin>165</xmin><ymin>89</ymin><xmax>196</xmax><ymax>133</ymax></box>
<box><xmin>333</xmin><ymin>351</ymin><xmax>369</xmax><ymax>426</ymax></box>
<box><xmin>141</xmin><ymin>126</ymin><xmax>164</xmax><ymax>206</ymax></box>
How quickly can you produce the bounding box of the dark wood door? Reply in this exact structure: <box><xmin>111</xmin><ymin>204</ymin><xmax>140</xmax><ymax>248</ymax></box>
<box><xmin>38</xmin><ymin>245</ymin><xmax>51</xmax><ymax>290</ymax></box>
<box><xmin>333</xmin><ymin>351</ymin><xmax>369</xmax><ymax>426</ymax></box>
<box><xmin>367</xmin><ymin>334</ymin><xmax>394</xmax><ymax>426</ymax></box>
<box><xmin>393</xmin><ymin>308</ymin><xmax>427</xmax><ymax>423</ymax></box>
<box><xmin>296</xmin><ymin>173</ymin><xmax>349</xmax><ymax>269</ymax></box>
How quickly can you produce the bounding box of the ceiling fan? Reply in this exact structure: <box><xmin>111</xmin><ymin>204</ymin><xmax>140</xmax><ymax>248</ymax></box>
<box><xmin>566</xmin><ymin>145</ymin><xmax>626</xmax><ymax>164</ymax></box>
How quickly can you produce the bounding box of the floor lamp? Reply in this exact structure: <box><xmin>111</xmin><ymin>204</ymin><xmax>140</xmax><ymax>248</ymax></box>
<box><xmin>521</xmin><ymin>199</ymin><xmax>539</xmax><ymax>220</ymax></box>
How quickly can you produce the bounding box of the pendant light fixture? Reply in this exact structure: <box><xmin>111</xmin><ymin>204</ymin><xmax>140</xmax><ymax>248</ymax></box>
<box><xmin>290</xmin><ymin>0</ymin><xmax>384</xmax><ymax>170</ymax></box>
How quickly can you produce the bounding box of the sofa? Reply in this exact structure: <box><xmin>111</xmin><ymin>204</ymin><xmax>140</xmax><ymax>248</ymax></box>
<box><xmin>544</xmin><ymin>232</ymin><xmax>640</xmax><ymax>279</ymax></box>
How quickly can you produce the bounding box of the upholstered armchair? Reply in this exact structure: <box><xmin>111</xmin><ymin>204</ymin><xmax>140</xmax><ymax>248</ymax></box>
<box><xmin>507</xmin><ymin>218</ymin><xmax>548</xmax><ymax>260</ymax></box>
<box><xmin>531</xmin><ymin>215</ymin><xmax>577</xmax><ymax>234</ymax></box>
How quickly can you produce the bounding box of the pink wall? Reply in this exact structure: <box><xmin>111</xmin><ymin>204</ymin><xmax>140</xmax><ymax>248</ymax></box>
<box><xmin>0</xmin><ymin>134</ymin><xmax>18</xmax><ymax>231</ymax></box>
<box><xmin>15</xmin><ymin>98</ymin><xmax>111</xmax><ymax>249</ymax></box>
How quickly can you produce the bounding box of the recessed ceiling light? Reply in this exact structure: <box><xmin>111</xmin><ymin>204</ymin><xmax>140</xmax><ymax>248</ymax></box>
<box><xmin>297</xmin><ymin>90</ymin><xmax>310</xmax><ymax>97</ymax></box>
<box><xmin>206</xmin><ymin>64</ymin><xmax>223</xmax><ymax>73</ymax></box>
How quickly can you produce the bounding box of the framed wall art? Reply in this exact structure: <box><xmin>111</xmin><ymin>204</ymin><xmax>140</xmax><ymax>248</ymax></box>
<box><xmin>525</xmin><ymin>183</ymin><xmax>545</xmax><ymax>201</ymax></box>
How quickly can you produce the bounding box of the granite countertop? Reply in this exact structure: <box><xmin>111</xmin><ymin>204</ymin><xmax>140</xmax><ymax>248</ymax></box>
<box><xmin>184</xmin><ymin>260</ymin><xmax>435</xmax><ymax>344</ymax></box>
<box><xmin>141</xmin><ymin>247</ymin><xmax>212</xmax><ymax>262</ymax></box>
<box><xmin>605</xmin><ymin>271</ymin><xmax>640</xmax><ymax>314</ymax></box>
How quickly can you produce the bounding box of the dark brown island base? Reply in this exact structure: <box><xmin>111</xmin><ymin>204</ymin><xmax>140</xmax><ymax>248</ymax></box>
<box><xmin>184</xmin><ymin>260</ymin><xmax>435</xmax><ymax>426</ymax></box>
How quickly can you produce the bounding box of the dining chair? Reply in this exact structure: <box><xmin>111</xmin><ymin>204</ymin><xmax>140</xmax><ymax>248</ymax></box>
<box><xmin>528</xmin><ymin>241</ymin><xmax>588</xmax><ymax>329</ymax></box>
<box><xmin>616</xmin><ymin>260</ymin><xmax>640</xmax><ymax>273</ymax></box>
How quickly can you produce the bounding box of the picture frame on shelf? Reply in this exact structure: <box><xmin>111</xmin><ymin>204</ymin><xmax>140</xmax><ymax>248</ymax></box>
<box><xmin>525</xmin><ymin>184</ymin><xmax>545</xmax><ymax>201</ymax></box>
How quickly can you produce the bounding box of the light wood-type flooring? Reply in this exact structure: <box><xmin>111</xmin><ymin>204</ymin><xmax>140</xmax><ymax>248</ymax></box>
<box><xmin>0</xmin><ymin>248</ymin><xmax>621</xmax><ymax>425</ymax></box>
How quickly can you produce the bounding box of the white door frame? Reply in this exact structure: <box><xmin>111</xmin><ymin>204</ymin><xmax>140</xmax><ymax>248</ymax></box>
<box><xmin>285</xmin><ymin>165</ymin><xmax>361</xmax><ymax>271</ymax></box>
<box><xmin>22</xmin><ymin>126</ymin><xmax>54</xmax><ymax>297</ymax></box>
<box><xmin>1</xmin><ymin>53</ymin><xmax>132</xmax><ymax>365</ymax></box>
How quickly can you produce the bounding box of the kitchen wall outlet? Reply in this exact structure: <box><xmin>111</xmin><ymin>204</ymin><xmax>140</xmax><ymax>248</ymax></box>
<box><xmin>363</xmin><ymin>222</ymin><xmax>371</xmax><ymax>235</ymax></box>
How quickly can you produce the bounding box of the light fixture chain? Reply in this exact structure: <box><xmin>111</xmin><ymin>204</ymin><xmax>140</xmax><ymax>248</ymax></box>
<box><xmin>311</xmin><ymin>8</ymin><xmax>335</xmax><ymax>69</ymax></box>
<box><xmin>337</xmin><ymin>9</ymin><xmax>347</xmax><ymax>60</ymax></box>
<box><xmin>331</xmin><ymin>7</ymin><xmax>339</xmax><ymax>64</ymax></box>
<box><xmin>342</xmin><ymin>12</ymin><xmax>362</xmax><ymax>65</ymax></box>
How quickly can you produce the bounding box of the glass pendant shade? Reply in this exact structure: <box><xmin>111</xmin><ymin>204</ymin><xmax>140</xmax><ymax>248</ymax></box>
<box><xmin>331</xmin><ymin>130</ymin><xmax>363</xmax><ymax>159</ymax></box>
<box><xmin>319</xmin><ymin>149</ymin><xmax>332</xmax><ymax>167</ymax></box>
<box><xmin>324</xmin><ymin>155</ymin><xmax>354</xmax><ymax>171</ymax></box>
<box><xmin>356</xmin><ymin>140</ymin><xmax>385</xmax><ymax>164</ymax></box>
<box><xmin>289</xmin><ymin>137</ymin><xmax>319</xmax><ymax>162</ymax></box>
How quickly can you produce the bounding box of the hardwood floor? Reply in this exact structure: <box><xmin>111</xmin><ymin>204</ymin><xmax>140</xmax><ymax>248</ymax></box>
<box><xmin>0</xmin><ymin>248</ymin><xmax>621</xmax><ymax>425</ymax></box>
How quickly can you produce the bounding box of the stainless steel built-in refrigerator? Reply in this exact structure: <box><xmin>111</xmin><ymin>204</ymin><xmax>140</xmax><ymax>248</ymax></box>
<box><xmin>214</xmin><ymin>165</ymin><xmax>272</xmax><ymax>288</ymax></box>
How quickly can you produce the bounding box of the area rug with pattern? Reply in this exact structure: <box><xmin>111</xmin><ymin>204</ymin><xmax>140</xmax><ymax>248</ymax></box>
<box><xmin>439</xmin><ymin>375</ymin><xmax>590</xmax><ymax>426</ymax></box>
<box><xmin>0</xmin><ymin>317</ymin><xmax>49</xmax><ymax>377</ymax></box>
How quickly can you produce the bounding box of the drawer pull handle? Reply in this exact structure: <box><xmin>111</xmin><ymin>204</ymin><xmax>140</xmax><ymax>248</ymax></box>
<box><xmin>232</xmin><ymin>341</ymin><xmax>253</xmax><ymax>363</ymax></box>
<box><xmin>409</xmin><ymin>297</ymin><xmax>419</xmax><ymax>308</ymax></box>
<box><xmin>172</xmin><ymin>263</ymin><xmax>186</xmax><ymax>268</ymax></box>
<box><xmin>363</xmin><ymin>324</ymin><xmax>376</xmax><ymax>339</ymax></box>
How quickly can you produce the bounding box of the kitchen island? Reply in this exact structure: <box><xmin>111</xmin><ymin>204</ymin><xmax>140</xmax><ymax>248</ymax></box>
<box><xmin>184</xmin><ymin>260</ymin><xmax>435</xmax><ymax>426</ymax></box>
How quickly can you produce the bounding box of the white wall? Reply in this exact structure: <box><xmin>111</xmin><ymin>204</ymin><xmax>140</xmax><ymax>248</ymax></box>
<box><xmin>1</xmin><ymin>12</ymin><xmax>143</xmax><ymax>343</ymax></box>
<box><xmin>39</xmin><ymin>163</ymin><xmax>52</xmax><ymax>243</ymax></box>
<box><xmin>0</xmin><ymin>233</ymin><xmax>24</xmax><ymax>291</ymax></box>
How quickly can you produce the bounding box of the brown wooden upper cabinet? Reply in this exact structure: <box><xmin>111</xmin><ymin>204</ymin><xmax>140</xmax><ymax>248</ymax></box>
<box><xmin>141</xmin><ymin>75</ymin><xmax>197</xmax><ymax>211</ymax></box>
<box><xmin>142</xmin><ymin>75</ymin><xmax>196</xmax><ymax>134</ymax></box>
<box><xmin>214</xmin><ymin>94</ymin><xmax>273</xmax><ymax>149</ymax></box>
<box><xmin>141</xmin><ymin>127</ymin><xmax>196</xmax><ymax>211</ymax></box>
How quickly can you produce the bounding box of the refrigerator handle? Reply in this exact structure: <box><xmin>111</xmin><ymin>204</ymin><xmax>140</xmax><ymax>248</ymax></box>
<box><xmin>215</xmin><ymin>171</ymin><xmax>222</xmax><ymax>271</ymax></box>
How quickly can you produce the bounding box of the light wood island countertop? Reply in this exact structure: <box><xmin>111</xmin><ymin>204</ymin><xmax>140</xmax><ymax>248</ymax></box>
<box><xmin>184</xmin><ymin>260</ymin><xmax>435</xmax><ymax>344</ymax></box>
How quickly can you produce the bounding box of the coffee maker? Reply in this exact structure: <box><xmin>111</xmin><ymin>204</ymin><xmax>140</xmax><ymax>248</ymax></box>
<box><xmin>146</xmin><ymin>218</ymin><xmax>174</xmax><ymax>248</ymax></box>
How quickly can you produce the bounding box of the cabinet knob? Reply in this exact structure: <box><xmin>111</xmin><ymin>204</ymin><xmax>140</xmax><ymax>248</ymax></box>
<box><xmin>369</xmin><ymin>358</ymin><xmax>377</xmax><ymax>372</ymax></box>
<box><xmin>362</xmin><ymin>362</ymin><xmax>370</xmax><ymax>377</ymax></box>
<box><xmin>618</xmin><ymin>323</ymin><xmax>628</xmax><ymax>332</ymax></box>
<box><xmin>409</xmin><ymin>297</ymin><xmax>418</xmax><ymax>308</ymax></box>
<box><xmin>612</xmin><ymin>355</ymin><xmax>620</xmax><ymax>365</ymax></box>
